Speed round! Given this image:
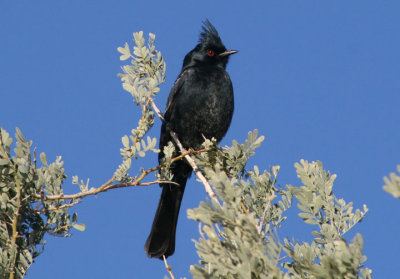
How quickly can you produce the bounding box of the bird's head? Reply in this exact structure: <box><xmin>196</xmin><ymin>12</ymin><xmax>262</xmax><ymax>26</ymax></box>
<box><xmin>183</xmin><ymin>20</ymin><xmax>237</xmax><ymax>69</ymax></box>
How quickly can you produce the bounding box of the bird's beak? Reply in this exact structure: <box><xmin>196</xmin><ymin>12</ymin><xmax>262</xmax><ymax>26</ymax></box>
<box><xmin>218</xmin><ymin>50</ymin><xmax>238</xmax><ymax>57</ymax></box>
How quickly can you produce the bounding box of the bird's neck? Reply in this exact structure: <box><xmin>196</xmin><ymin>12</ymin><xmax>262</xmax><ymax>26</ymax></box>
<box><xmin>182</xmin><ymin>61</ymin><xmax>226</xmax><ymax>72</ymax></box>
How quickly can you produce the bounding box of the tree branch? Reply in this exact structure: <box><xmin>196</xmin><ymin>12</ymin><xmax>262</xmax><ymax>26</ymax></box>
<box><xmin>163</xmin><ymin>255</ymin><xmax>175</xmax><ymax>279</ymax></box>
<box><xmin>32</xmin><ymin>148</ymin><xmax>208</xmax><ymax>202</ymax></box>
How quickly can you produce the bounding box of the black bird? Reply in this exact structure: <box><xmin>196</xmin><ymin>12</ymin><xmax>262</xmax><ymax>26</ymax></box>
<box><xmin>145</xmin><ymin>20</ymin><xmax>237</xmax><ymax>259</ymax></box>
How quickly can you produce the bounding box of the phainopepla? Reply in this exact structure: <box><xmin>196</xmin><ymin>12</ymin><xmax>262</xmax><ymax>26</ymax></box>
<box><xmin>145</xmin><ymin>20</ymin><xmax>237</xmax><ymax>259</ymax></box>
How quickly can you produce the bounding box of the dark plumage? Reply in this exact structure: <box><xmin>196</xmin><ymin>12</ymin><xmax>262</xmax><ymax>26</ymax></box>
<box><xmin>145</xmin><ymin>20</ymin><xmax>237</xmax><ymax>259</ymax></box>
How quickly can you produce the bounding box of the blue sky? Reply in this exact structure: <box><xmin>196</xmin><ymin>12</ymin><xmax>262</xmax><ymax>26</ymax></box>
<box><xmin>1</xmin><ymin>1</ymin><xmax>399</xmax><ymax>278</ymax></box>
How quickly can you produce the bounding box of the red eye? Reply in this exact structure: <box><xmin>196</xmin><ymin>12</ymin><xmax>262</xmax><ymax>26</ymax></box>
<box><xmin>207</xmin><ymin>50</ymin><xmax>215</xmax><ymax>56</ymax></box>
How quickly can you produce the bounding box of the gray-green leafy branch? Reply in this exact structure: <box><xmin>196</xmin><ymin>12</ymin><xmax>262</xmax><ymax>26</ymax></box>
<box><xmin>188</xmin><ymin>157</ymin><xmax>371</xmax><ymax>278</ymax></box>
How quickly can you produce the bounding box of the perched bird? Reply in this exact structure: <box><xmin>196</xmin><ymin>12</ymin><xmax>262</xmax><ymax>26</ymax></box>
<box><xmin>145</xmin><ymin>20</ymin><xmax>237</xmax><ymax>259</ymax></box>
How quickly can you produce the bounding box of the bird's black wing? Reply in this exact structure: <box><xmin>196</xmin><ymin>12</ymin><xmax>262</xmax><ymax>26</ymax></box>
<box><xmin>159</xmin><ymin>67</ymin><xmax>193</xmax><ymax>163</ymax></box>
<box><xmin>159</xmin><ymin>67</ymin><xmax>193</xmax><ymax>153</ymax></box>
<box><xmin>164</xmin><ymin>68</ymin><xmax>192</xmax><ymax>122</ymax></box>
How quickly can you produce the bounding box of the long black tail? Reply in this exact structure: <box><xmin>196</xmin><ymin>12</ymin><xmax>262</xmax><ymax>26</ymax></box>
<box><xmin>144</xmin><ymin>160</ymin><xmax>191</xmax><ymax>259</ymax></box>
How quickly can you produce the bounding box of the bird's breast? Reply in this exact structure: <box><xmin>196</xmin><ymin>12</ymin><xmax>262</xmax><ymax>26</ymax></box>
<box><xmin>173</xmin><ymin>68</ymin><xmax>234</xmax><ymax>149</ymax></box>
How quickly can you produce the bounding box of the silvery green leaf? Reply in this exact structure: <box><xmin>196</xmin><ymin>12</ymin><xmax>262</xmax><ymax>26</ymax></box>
<box><xmin>383</xmin><ymin>165</ymin><xmax>400</xmax><ymax>198</ymax></box>
<box><xmin>117</xmin><ymin>42</ymin><xmax>131</xmax><ymax>61</ymax></box>
<box><xmin>40</xmin><ymin>152</ymin><xmax>48</xmax><ymax>166</ymax></box>
<box><xmin>72</xmin><ymin>223</ymin><xmax>86</xmax><ymax>231</ymax></box>
<box><xmin>121</xmin><ymin>135</ymin><xmax>130</xmax><ymax>148</ymax></box>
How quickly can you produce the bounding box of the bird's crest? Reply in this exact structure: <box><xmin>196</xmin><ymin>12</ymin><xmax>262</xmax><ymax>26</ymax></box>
<box><xmin>199</xmin><ymin>20</ymin><xmax>225</xmax><ymax>48</ymax></box>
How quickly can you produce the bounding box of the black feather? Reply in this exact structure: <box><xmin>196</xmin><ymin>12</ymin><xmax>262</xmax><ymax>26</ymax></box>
<box><xmin>199</xmin><ymin>19</ymin><xmax>224</xmax><ymax>48</ymax></box>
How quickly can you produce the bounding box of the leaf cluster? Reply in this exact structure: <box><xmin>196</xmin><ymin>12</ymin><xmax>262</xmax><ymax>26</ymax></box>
<box><xmin>0</xmin><ymin>128</ymin><xmax>82</xmax><ymax>279</ymax></box>
<box><xmin>188</xmin><ymin>152</ymin><xmax>371</xmax><ymax>278</ymax></box>
<box><xmin>288</xmin><ymin>160</ymin><xmax>368</xmax><ymax>240</ymax></box>
<box><xmin>188</xmin><ymin>131</ymin><xmax>288</xmax><ymax>278</ymax></box>
<box><xmin>283</xmin><ymin>160</ymin><xmax>371</xmax><ymax>279</ymax></box>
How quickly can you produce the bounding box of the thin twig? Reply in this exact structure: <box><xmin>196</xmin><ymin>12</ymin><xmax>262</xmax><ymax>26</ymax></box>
<box><xmin>26</xmin><ymin>179</ymin><xmax>180</xmax><ymax>214</ymax></box>
<box><xmin>257</xmin><ymin>169</ymin><xmax>279</xmax><ymax>234</ymax></box>
<box><xmin>169</xmin><ymin>131</ymin><xmax>220</xmax><ymax>206</ymax></box>
<box><xmin>163</xmin><ymin>255</ymin><xmax>175</xmax><ymax>279</ymax></box>
<box><xmin>25</xmin><ymin>200</ymin><xmax>78</xmax><ymax>214</ymax></box>
<box><xmin>149</xmin><ymin>99</ymin><xmax>165</xmax><ymax>121</ymax></box>
<box><xmin>257</xmin><ymin>193</ymin><xmax>277</xmax><ymax>234</ymax></box>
